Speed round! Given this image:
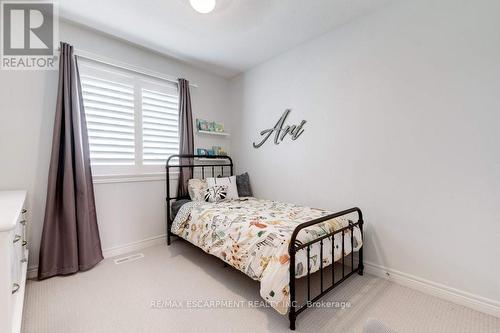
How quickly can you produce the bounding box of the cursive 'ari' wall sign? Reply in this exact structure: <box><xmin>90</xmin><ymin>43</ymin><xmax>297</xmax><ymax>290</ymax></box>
<box><xmin>253</xmin><ymin>109</ymin><xmax>306</xmax><ymax>148</ymax></box>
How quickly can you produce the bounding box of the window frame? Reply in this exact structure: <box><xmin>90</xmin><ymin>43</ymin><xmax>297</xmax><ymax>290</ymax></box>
<box><xmin>79</xmin><ymin>59</ymin><xmax>180</xmax><ymax>179</ymax></box>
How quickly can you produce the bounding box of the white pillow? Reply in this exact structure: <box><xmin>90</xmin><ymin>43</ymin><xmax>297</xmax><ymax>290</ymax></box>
<box><xmin>187</xmin><ymin>179</ymin><xmax>207</xmax><ymax>201</ymax></box>
<box><xmin>206</xmin><ymin>176</ymin><xmax>239</xmax><ymax>200</ymax></box>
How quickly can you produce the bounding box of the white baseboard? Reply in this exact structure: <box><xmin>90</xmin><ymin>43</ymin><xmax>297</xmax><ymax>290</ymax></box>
<box><xmin>102</xmin><ymin>234</ymin><xmax>166</xmax><ymax>258</ymax></box>
<box><xmin>27</xmin><ymin>234</ymin><xmax>167</xmax><ymax>279</ymax></box>
<box><xmin>364</xmin><ymin>261</ymin><xmax>500</xmax><ymax>318</ymax></box>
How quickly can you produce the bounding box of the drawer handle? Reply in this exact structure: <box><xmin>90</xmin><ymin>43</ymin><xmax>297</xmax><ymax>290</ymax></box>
<box><xmin>22</xmin><ymin>209</ymin><xmax>27</xmax><ymax>214</ymax></box>
<box><xmin>13</xmin><ymin>235</ymin><xmax>21</xmax><ymax>243</ymax></box>
<box><xmin>12</xmin><ymin>283</ymin><xmax>20</xmax><ymax>294</ymax></box>
<box><xmin>20</xmin><ymin>220</ymin><xmax>27</xmax><ymax>226</ymax></box>
<box><xmin>22</xmin><ymin>240</ymin><xmax>28</xmax><ymax>247</ymax></box>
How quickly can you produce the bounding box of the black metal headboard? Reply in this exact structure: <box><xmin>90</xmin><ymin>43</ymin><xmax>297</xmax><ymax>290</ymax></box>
<box><xmin>165</xmin><ymin>154</ymin><xmax>233</xmax><ymax>244</ymax></box>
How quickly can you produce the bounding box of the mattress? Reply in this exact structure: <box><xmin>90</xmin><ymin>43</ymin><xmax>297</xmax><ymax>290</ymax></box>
<box><xmin>171</xmin><ymin>199</ymin><xmax>191</xmax><ymax>220</ymax></box>
<box><xmin>171</xmin><ymin>197</ymin><xmax>362</xmax><ymax>315</ymax></box>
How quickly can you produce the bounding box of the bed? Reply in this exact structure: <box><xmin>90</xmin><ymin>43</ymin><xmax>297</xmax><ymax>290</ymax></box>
<box><xmin>166</xmin><ymin>155</ymin><xmax>364</xmax><ymax>330</ymax></box>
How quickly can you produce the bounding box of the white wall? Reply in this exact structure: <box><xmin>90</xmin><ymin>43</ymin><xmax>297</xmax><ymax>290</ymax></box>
<box><xmin>1</xmin><ymin>0</ymin><xmax>499</xmax><ymax>314</ymax></box>
<box><xmin>230</xmin><ymin>0</ymin><xmax>500</xmax><ymax>308</ymax></box>
<box><xmin>0</xmin><ymin>21</ymin><xmax>232</xmax><ymax>272</ymax></box>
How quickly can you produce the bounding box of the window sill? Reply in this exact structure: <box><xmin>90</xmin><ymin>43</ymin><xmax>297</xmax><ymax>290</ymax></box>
<box><xmin>92</xmin><ymin>172</ymin><xmax>178</xmax><ymax>184</ymax></box>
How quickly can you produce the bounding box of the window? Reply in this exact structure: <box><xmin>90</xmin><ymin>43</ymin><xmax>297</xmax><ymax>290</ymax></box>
<box><xmin>79</xmin><ymin>59</ymin><xmax>180</xmax><ymax>176</ymax></box>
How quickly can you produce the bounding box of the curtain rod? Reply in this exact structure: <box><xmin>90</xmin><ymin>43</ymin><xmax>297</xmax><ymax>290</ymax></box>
<box><xmin>58</xmin><ymin>47</ymin><xmax>198</xmax><ymax>88</ymax></box>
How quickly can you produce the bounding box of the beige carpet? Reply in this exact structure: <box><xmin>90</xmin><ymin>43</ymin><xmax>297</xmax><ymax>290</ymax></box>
<box><xmin>22</xmin><ymin>242</ymin><xmax>500</xmax><ymax>333</ymax></box>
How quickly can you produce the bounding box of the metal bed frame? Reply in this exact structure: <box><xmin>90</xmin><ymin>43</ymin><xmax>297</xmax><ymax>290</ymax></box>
<box><xmin>166</xmin><ymin>154</ymin><xmax>364</xmax><ymax>330</ymax></box>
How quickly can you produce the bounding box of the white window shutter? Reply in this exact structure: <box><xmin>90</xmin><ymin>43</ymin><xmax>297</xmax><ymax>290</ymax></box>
<box><xmin>79</xmin><ymin>60</ymin><xmax>181</xmax><ymax>174</ymax></box>
<box><xmin>81</xmin><ymin>75</ymin><xmax>136</xmax><ymax>165</ymax></box>
<box><xmin>142</xmin><ymin>85</ymin><xmax>179</xmax><ymax>165</ymax></box>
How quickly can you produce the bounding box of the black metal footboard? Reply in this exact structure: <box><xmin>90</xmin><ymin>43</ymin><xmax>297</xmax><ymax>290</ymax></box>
<box><xmin>288</xmin><ymin>207</ymin><xmax>364</xmax><ymax>330</ymax></box>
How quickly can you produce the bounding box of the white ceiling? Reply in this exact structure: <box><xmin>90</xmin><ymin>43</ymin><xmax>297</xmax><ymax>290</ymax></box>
<box><xmin>59</xmin><ymin>0</ymin><xmax>393</xmax><ymax>78</ymax></box>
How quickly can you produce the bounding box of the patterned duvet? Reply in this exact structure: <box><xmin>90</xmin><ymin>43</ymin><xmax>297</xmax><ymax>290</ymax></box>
<box><xmin>171</xmin><ymin>197</ymin><xmax>362</xmax><ymax>315</ymax></box>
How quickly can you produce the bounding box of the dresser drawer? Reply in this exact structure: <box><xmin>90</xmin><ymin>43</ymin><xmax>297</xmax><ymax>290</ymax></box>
<box><xmin>18</xmin><ymin>208</ymin><xmax>28</xmax><ymax>262</ymax></box>
<box><xmin>1</xmin><ymin>191</ymin><xmax>28</xmax><ymax>333</ymax></box>
<box><xmin>10</xmin><ymin>231</ymin><xmax>23</xmax><ymax>290</ymax></box>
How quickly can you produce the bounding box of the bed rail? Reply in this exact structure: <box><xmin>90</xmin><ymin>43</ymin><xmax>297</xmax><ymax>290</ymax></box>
<box><xmin>288</xmin><ymin>207</ymin><xmax>364</xmax><ymax>330</ymax></box>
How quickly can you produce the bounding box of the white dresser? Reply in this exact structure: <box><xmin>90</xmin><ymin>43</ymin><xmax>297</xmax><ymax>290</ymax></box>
<box><xmin>0</xmin><ymin>191</ymin><xmax>28</xmax><ymax>333</ymax></box>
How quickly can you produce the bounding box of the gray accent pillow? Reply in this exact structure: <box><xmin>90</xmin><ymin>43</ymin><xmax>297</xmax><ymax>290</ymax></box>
<box><xmin>171</xmin><ymin>199</ymin><xmax>191</xmax><ymax>219</ymax></box>
<box><xmin>236</xmin><ymin>172</ymin><xmax>253</xmax><ymax>197</ymax></box>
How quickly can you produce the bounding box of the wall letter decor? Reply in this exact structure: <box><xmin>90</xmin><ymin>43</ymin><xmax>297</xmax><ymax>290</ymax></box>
<box><xmin>253</xmin><ymin>109</ymin><xmax>306</xmax><ymax>148</ymax></box>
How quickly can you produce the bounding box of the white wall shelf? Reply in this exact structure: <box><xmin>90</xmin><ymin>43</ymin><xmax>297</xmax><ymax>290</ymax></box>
<box><xmin>197</xmin><ymin>130</ymin><xmax>230</xmax><ymax>137</ymax></box>
<box><xmin>194</xmin><ymin>157</ymin><xmax>228</xmax><ymax>162</ymax></box>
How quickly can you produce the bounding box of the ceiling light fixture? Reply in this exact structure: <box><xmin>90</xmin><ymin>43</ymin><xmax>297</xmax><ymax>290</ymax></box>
<box><xmin>189</xmin><ymin>0</ymin><xmax>216</xmax><ymax>14</ymax></box>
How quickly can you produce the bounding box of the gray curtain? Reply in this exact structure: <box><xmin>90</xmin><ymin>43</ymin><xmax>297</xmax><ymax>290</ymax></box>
<box><xmin>177</xmin><ymin>78</ymin><xmax>194</xmax><ymax>198</ymax></box>
<box><xmin>38</xmin><ymin>42</ymin><xmax>103</xmax><ymax>280</ymax></box>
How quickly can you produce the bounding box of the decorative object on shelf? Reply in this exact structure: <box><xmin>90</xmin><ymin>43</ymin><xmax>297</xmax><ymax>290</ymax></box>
<box><xmin>213</xmin><ymin>122</ymin><xmax>224</xmax><ymax>133</ymax></box>
<box><xmin>196</xmin><ymin>118</ymin><xmax>226</xmax><ymax>134</ymax></box>
<box><xmin>196</xmin><ymin>148</ymin><xmax>208</xmax><ymax>156</ymax></box>
<box><xmin>196</xmin><ymin>146</ymin><xmax>227</xmax><ymax>157</ymax></box>
<box><xmin>253</xmin><ymin>109</ymin><xmax>306</xmax><ymax>148</ymax></box>
<box><xmin>208</xmin><ymin>121</ymin><xmax>216</xmax><ymax>132</ymax></box>
<box><xmin>212</xmin><ymin>145</ymin><xmax>223</xmax><ymax>155</ymax></box>
<box><xmin>196</xmin><ymin>118</ymin><xmax>210</xmax><ymax>131</ymax></box>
